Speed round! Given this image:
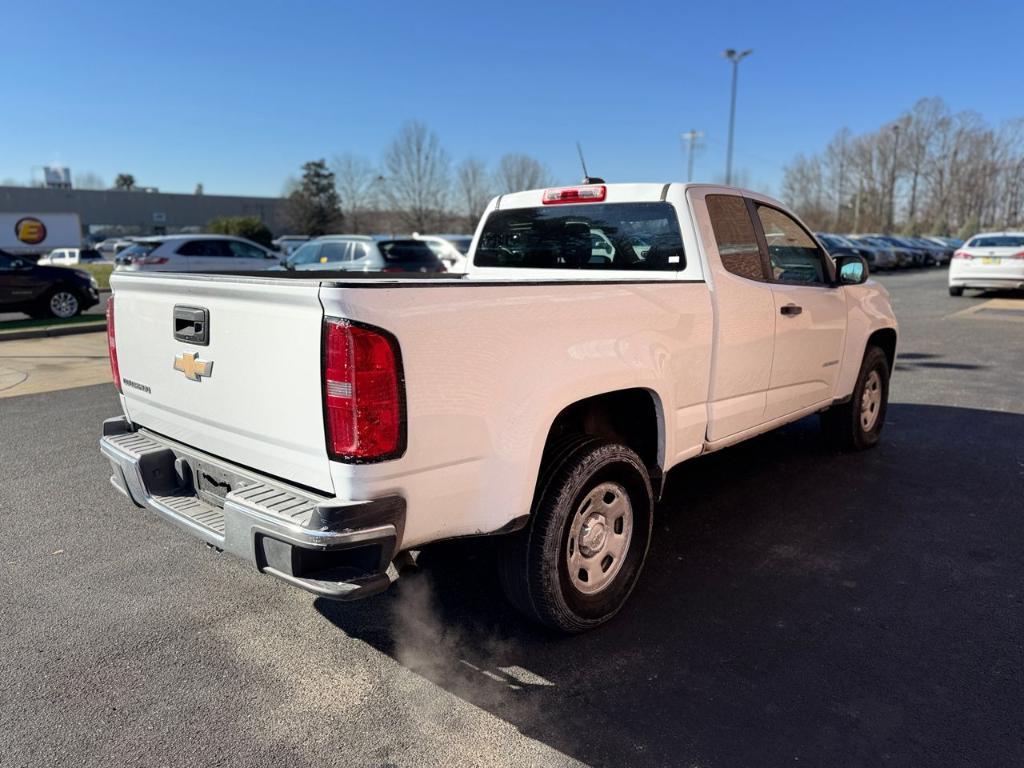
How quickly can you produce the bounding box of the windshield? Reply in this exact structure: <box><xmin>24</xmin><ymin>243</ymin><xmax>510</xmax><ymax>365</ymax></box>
<box><xmin>286</xmin><ymin>242</ymin><xmax>323</xmax><ymax>266</ymax></box>
<box><xmin>967</xmin><ymin>235</ymin><xmax>1024</xmax><ymax>248</ymax></box>
<box><xmin>475</xmin><ymin>202</ymin><xmax>685</xmax><ymax>270</ymax></box>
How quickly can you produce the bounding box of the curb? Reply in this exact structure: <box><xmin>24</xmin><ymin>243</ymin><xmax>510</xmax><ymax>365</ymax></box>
<box><xmin>0</xmin><ymin>321</ymin><xmax>106</xmax><ymax>342</ymax></box>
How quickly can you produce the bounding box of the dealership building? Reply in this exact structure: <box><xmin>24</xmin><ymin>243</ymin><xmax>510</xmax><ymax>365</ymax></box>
<box><xmin>0</xmin><ymin>185</ymin><xmax>289</xmax><ymax>240</ymax></box>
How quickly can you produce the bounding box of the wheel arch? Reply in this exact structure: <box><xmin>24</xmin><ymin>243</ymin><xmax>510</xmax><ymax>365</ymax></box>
<box><xmin>541</xmin><ymin>387</ymin><xmax>666</xmax><ymax>497</ymax></box>
<box><xmin>867</xmin><ymin>327</ymin><xmax>898</xmax><ymax>372</ymax></box>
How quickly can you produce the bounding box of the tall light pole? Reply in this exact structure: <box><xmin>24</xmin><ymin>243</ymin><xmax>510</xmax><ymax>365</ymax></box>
<box><xmin>723</xmin><ymin>48</ymin><xmax>753</xmax><ymax>186</ymax></box>
<box><xmin>887</xmin><ymin>122</ymin><xmax>901</xmax><ymax>233</ymax></box>
<box><xmin>681</xmin><ymin>129</ymin><xmax>704</xmax><ymax>181</ymax></box>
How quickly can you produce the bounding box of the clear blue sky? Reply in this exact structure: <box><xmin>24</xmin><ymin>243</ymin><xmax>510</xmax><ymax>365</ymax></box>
<box><xmin>2</xmin><ymin>0</ymin><xmax>1021</xmax><ymax>198</ymax></box>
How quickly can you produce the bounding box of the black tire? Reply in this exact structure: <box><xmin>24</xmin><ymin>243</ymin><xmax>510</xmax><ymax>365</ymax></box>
<box><xmin>820</xmin><ymin>345</ymin><xmax>890</xmax><ymax>451</ymax></box>
<box><xmin>498</xmin><ymin>438</ymin><xmax>654</xmax><ymax>633</ymax></box>
<box><xmin>949</xmin><ymin>286</ymin><xmax>964</xmax><ymax>297</ymax></box>
<box><xmin>37</xmin><ymin>286</ymin><xmax>82</xmax><ymax>319</ymax></box>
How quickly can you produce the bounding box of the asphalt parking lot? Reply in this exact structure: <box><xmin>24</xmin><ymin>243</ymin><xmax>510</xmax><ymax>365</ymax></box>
<box><xmin>1</xmin><ymin>268</ymin><xmax>1021</xmax><ymax>767</ymax></box>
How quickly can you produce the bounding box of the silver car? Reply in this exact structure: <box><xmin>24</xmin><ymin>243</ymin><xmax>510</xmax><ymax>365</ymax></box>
<box><xmin>115</xmin><ymin>235</ymin><xmax>281</xmax><ymax>272</ymax></box>
<box><xmin>281</xmin><ymin>235</ymin><xmax>445</xmax><ymax>273</ymax></box>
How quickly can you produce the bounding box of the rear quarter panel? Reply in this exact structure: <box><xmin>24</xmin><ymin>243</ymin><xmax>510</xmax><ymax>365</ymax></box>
<box><xmin>321</xmin><ymin>280</ymin><xmax>714</xmax><ymax>548</ymax></box>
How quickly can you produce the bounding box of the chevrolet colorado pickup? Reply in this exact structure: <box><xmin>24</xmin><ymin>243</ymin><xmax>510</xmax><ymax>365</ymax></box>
<box><xmin>100</xmin><ymin>183</ymin><xmax>898</xmax><ymax>632</ymax></box>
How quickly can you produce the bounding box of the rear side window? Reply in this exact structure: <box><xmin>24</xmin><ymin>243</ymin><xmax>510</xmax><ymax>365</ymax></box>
<box><xmin>177</xmin><ymin>240</ymin><xmax>232</xmax><ymax>257</ymax></box>
<box><xmin>706</xmin><ymin>195</ymin><xmax>765</xmax><ymax>281</ymax></box>
<box><xmin>475</xmin><ymin>202</ymin><xmax>685</xmax><ymax>270</ymax></box>
<box><xmin>227</xmin><ymin>241</ymin><xmax>268</xmax><ymax>259</ymax></box>
<box><xmin>378</xmin><ymin>240</ymin><xmax>439</xmax><ymax>264</ymax></box>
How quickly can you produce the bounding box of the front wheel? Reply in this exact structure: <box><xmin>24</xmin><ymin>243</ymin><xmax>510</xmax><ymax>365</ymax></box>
<box><xmin>949</xmin><ymin>286</ymin><xmax>964</xmax><ymax>297</ymax></box>
<box><xmin>498</xmin><ymin>438</ymin><xmax>654</xmax><ymax>632</ymax></box>
<box><xmin>820</xmin><ymin>345</ymin><xmax>890</xmax><ymax>451</ymax></box>
<box><xmin>39</xmin><ymin>287</ymin><xmax>81</xmax><ymax>319</ymax></box>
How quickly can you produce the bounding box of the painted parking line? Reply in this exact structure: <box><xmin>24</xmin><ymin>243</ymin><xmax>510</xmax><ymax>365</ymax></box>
<box><xmin>947</xmin><ymin>297</ymin><xmax>1024</xmax><ymax>322</ymax></box>
<box><xmin>0</xmin><ymin>333</ymin><xmax>111</xmax><ymax>399</ymax></box>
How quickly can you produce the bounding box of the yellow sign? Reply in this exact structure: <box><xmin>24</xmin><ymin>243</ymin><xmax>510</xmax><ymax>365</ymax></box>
<box><xmin>173</xmin><ymin>352</ymin><xmax>213</xmax><ymax>381</ymax></box>
<box><xmin>15</xmin><ymin>217</ymin><xmax>47</xmax><ymax>245</ymax></box>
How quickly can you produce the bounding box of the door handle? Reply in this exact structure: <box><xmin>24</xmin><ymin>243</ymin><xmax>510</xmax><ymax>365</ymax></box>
<box><xmin>780</xmin><ymin>303</ymin><xmax>802</xmax><ymax>316</ymax></box>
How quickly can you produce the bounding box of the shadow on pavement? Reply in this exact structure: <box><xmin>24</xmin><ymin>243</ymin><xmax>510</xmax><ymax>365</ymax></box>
<box><xmin>316</xmin><ymin>403</ymin><xmax>1023</xmax><ymax>767</ymax></box>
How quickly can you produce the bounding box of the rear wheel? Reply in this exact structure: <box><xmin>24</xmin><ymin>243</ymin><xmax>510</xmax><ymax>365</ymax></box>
<box><xmin>949</xmin><ymin>286</ymin><xmax>964</xmax><ymax>297</ymax></box>
<box><xmin>498</xmin><ymin>438</ymin><xmax>654</xmax><ymax>632</ymax></box>
<box><xmin>820</xmin><ymin>345</ymin><xmax>890</xmax><ymax>451</ymax></box>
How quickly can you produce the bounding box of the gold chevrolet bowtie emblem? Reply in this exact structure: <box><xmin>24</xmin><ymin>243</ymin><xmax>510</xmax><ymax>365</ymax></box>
<box><xmin>173</xmin><ymin>351</ymin><xmax>213</xmax><ymax>381</ymax></box>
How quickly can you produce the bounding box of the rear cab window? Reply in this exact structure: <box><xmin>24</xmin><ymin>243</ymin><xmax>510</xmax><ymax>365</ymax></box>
<box><xmin>474</xmin><ymin>202</ymin><xmax>685</xmax><ymax>271</ymax></box>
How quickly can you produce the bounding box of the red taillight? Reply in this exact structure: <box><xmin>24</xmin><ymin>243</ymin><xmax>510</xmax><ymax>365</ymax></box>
<box><xmin>953</xmin><ymin>250</ymin><xmax>972</xmax><ymax>260</ymax></box>
<box><xmin>1014</xmin><ymin>251</ymin><xmax>1024</xmax><ymax>260</ymax></box>
<box><xmin>322</xmin><ymin>319</ymin><xmax>404</xmax><ymax>461</ymax></box>
<box><xmin>541</xmin><ymin>185</ymin><xmax>607</xmax><ymax>205</ymax></box>
<box><xmin>134</xmin><ymin>256</ymin><xmax>169</xmax><ymax>265</ymax></box>
<box><xmin>106</xmin><ymin>297</ymin><xmax>122</xmax><ymax>393</ymax></box>
<box><xmin>381</xmin><ymin>266</ymin><xmax>404</xmax><ymax>273</ymax></box>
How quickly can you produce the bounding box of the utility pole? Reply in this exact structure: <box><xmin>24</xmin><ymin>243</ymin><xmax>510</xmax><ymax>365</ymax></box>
<box><xmin>680</xmin><ymin>130</ymin><xmax>704</xmax><ymax>181</ymax></box>
<box><xmin>723</xmin><ymin>48</ymin><xmax>753</xmax><ymax>186</ymax></box>
<box><xmin>887</xmin><ymin>122</ymin><xmax>901</xmax><ymax>233</ymax></box>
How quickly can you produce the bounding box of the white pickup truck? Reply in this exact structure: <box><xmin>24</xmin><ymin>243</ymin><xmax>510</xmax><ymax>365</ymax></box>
<box><xmin>100</xmin><ymin>183</ymin><xmax>897</xmax><ymax>632</ymax></box>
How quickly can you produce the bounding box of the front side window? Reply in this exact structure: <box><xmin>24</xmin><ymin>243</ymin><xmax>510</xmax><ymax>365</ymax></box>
<box><xmin>756</xmin><ymin>205</ymin><xmax>828</xmax><ymax>285</ymax></box>
<box><xmin>475</xmin><ymin>202</ymin><xmax>685</xmax><ymax>270</ymax></box>
<box><xmin>318</xmin><ymin>242</ymin><xmax>352</xmax><ymax>262</ymax></box>
<box><xmin>706</xmin><ymin>194</ymin><xmax>764</xmax><ymax>281</ymax></box>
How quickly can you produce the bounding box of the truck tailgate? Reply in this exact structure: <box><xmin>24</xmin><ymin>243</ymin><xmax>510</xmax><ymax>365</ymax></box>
<box><xmin>111</xmin><ymin>273</ymin><xmax>333</xmax><ymax>494</ymax></box>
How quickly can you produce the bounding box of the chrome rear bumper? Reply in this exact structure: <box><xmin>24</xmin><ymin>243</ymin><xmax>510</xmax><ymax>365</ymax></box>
<box><xmin>100</xmin><ymin>417</ymin><xmax>404</xmax><ymax>600</ymax></box>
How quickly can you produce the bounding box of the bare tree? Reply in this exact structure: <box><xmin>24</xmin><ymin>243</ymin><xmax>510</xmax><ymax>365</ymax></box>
<box><xmin>332</xmin><ymin>153</ymin><xmax>380</xmax><ymax>233</ymax></box>
<box><xmin>495</xmin><ymin>153</ymin><xmax>551</xmax><ymax>193</ymax></box>
<box><xmin>383</xmin><ymin>121</ymin><xmax>451</xmax><ymax>232</ymax></box>
<box><xmin>74</xmin><ymin>172</ymin><xmax>105</xmax><ymax>190</ymax></box>
<box><xmin>781</xmin><ymin>97</ymin><xmax>1024</xmax><ymax>235</ymax></box>
<box><xmin>455</xmin><ymin>157</ymin><xmax>492</xmax><ymax>230</ymax></box>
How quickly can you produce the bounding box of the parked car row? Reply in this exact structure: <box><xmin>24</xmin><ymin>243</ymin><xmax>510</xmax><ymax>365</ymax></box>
<box><xmin>816</xmin><ymin>232</ymin><xmax>962</xmax><ymax>270</ymax></box>
<box><xmin>109</xmin><ymin>233</ymin><xmax>473</xmax><ymax>275</ymax></box>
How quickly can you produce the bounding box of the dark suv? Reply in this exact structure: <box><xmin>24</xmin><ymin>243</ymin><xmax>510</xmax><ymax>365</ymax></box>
<box><xmin>0</xmin><ymin>249</ymin><xmax>100</xmax><ymax>319</ymax></box>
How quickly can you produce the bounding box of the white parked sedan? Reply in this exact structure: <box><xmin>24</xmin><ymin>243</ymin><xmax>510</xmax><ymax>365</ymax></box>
<box><xmin>948</xmin><ymin>232</ymin><xmax>1024</xmax><ymax>296</ymax></box>
<box><xmin>114</xmin><ymin>235</ymin><xmax>280</xmax><ymax>272</ymax></box>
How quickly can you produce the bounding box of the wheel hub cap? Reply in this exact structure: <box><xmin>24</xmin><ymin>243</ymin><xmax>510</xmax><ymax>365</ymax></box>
<box><xmin>566</xmin><ymin>481</ymin><xmax>633</xmax><ymax>595</ymax></box>
<box><xmin>579</xmin><ymin>516</ymin><xmax>608</xmax><ymax>557</ymax></box>
<box><xmin>860</xmin><ymin>370</ymin><xmax>882</xmax><ymax>431</ymax></box>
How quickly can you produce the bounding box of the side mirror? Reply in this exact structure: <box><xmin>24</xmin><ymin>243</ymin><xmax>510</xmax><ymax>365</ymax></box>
<box><xmin>835</xmin><ymin>254</ymin><xmax>869</xmax><ymax>286</ymax></box>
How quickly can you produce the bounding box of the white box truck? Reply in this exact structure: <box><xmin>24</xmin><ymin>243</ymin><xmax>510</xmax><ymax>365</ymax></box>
<box><xmin>0</xmin><ymin>213</ymin><xmax>82</xmax><ymax>256</ymax></box>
